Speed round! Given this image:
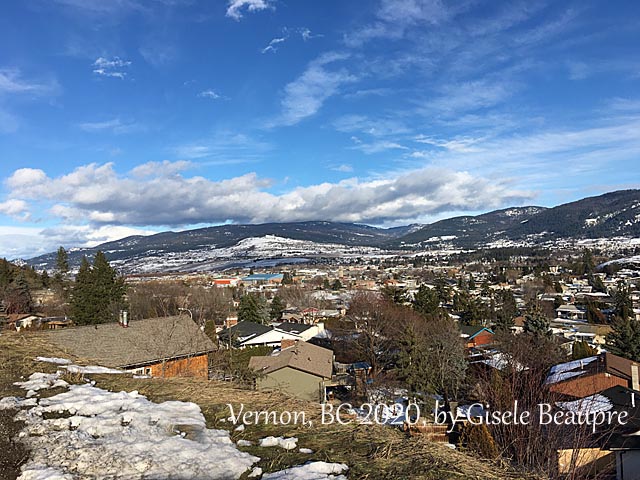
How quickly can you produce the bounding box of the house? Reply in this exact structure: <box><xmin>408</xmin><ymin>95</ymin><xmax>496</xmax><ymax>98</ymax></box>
<box><xmin>43</xmin><ymin>315</ymin><xmax>215</xmax><ymax>378</ymax></box>
<box><xmin>218</xmin><ymin>321</ymin><xmax>304</xmax><ymax>348</ymax></box>
<box><xmin>556</xmin><ymin>304</ymin><xmax>587</xmax><ymax>321</ymax></box>
<box><xmin>546</xmin><ymin>353</ymin><xmax>640</xmax><ymax>399</ymax></box>
<box><xmin>459</xmin><ymin>325</ymin><xmax>495</xmax><ymax>349</ymax></box>
<box><xmin>249</xmin><ymin>340</ymin><xmax>334</xmax><ymax>402</ymax></box>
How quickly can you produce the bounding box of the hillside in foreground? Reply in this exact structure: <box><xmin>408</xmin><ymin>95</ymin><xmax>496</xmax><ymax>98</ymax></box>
<box><xmin>0</xmin><ymin>332</ymin><xmax>532</xmax><ymax>480</ymax></box>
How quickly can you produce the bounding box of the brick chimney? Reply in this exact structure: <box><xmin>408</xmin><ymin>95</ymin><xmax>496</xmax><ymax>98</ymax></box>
<box><xmin>225</xmin><ymin>315</ymin><xmax>238</xmax><ymax>328</ymax></box>
<box><xmin>281</xmin><ymin>339</ymin><xmax>297</xmax><ymax>350</ymax></box>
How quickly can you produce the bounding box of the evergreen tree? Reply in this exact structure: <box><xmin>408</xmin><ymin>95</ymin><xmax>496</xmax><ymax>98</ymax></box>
<box><xmin>269</xmin><ymin>295</ymin><xmax>286</xmax><ymax>320</ymax></box>
<box><xmin>238</xmin><ymin>293</ymin><xmax>268</xmax><ymax>324</ymax></box>
<box><xmin>607</xmin><ymin>317</ymin><xmax>640</xmax><ymax>362</ymax></box>
<box><xmin>412</xmin><ymin>284</ymin><xmax>440</xmax><ymax>317</ymax></box>
<box><xmin>331</xmin><ymin>279</ymin><xmax>343</xmax><ymax>290</ymax></box>
<box><xmin>56</xmin><ymin>246</ymin><xmax>69</xmax><ymax>276</ymax></box>
<box><xmin>495</xmin><ymin>289</ymin><xmax>517</xmax><ymax>331</ymax></box>
<box><xmin>40</xmin><ymin>269</ymin><xmax>50</xmax><ymax>288</ymax></box>
<box><xmin>71</xmin><ymin>252</ymin><xmax>126</xmax><ymax>325</ymax></box>
<box><xmin>281</xmin><ymin>272</ymin><xmax>294</xmax><ymax>285</ymax></box>
<box><xmin>524</xmin><ymin>306</ymin><xmax>551</xmax><ymax>337</ymax></box>
<box><xmin>614</xmin><ymin>282</ymin><xmax>633</xmax><ymax>321</ymax></box>
<box><xmin>571</xmin><ymin>340</ymin><xmax>598</xmax><ymax>360</ymax></box>
<box><xmin>4</xmin><ymin>273</ymin><xmax>33</xmax><ymax>314</ymax></box>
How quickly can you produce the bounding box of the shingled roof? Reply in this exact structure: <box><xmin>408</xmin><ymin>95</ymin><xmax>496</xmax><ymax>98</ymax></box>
<box><xmin>43</xmin><ymin>316</ymin><xmax>215</xmax><ymax>368</ymax></box>
<box><xmin>249</xmin><ymin>341</ymin><xmax>333</xmax><ymax>379</ymax></box>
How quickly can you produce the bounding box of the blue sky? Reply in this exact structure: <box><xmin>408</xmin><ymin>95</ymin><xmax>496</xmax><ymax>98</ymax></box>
<box><xmin>1</xmin><ymin>0</ymin><xmax>640</xmax><ymax>258</ymax></box>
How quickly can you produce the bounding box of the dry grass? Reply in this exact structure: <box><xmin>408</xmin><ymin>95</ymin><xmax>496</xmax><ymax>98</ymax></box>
<box><xmin>0</xmin><ymin>331</ymin><xmax>537</xmax><ymax>480</ymax></box>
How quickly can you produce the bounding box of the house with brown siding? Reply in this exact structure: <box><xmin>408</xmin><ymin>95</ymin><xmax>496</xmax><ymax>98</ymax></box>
<box><xmin>43</xmin><ymin>315</ymin><xmax>215</xmax><ymax>378</ymax></box>
<box><xmin>547</xmin><ymin>353</ymin><xmax>640</xmax><ymax>399</ymax></box>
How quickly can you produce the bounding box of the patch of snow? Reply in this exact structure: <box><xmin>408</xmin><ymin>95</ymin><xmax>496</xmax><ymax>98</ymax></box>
<box><xmin>15</xmin><ymin>384</ymin><xmax>259</xmax><ymax>479</ymax></box>
<box><xmin>262</xmin><ymin>462</ymin><xmax>348</xmax><ymax>480</ymax></box>
<box><xmin>299</xmin><ymin>448</ymin><xmax>314</xmax><ymax>454</ymax></box>
<box><xmin>237</xmin><ymin>439</ymin><xmax>253</xmax><ymax>447</ymax></box>
<box><xmin>14</xmin><ymin>373</ymin><xmax>68</xmax><ymax>392</ymax></box>
<box><xmin>259</xmin><ymin>436</ymin><xmax>298</xmax><ymax>450</ymax></box>
<box><xmin>63</xmin><ymin>365</ymin><xmax>124</xmax><ymax>375</ymax></box>
<box><xmin>248</xmin><ymin>467</ymin><xmax>263</xmax><ymax>478</ymax></box>
<box><xmin>17</xmin><ymin>465</ymin><xmax>73</xmax><ymax>480</ymax></box>
<box><xmin>0</xmin><ymin>396</ymin><xmax>38</xmax><ymax>410</ymax></box>
<box><xmin>35</xmin><ymin>357</ymin><xmax>72</xmax><ymax>365</ymax></box>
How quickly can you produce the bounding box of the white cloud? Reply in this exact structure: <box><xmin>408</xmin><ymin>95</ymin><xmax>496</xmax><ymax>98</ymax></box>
<box><xmin>351</xmin><ymin>139</ymin><xmax>409</xmax><ymax>155</ymax></box>
<box><xmin>300</xmin><ymin>28</ymin><xmax>322</xmax><ymax>42</ymax></box>
<box><xmin>198</xmin><ymin>89</ymin><xmax>222</xmax><ymax>99</ymax></box>
<box><xmin>0</xmin><ymin>224</ymin><xmax>157</xmax><ymax>260</ymax></box>
<box><xmin>261</xmin><ymin>36</ymin><xmax>287</xmax><ymax>54</ymax></box>
<box><xmin>226</xmin><ymin>0</ymin><xmax>272</xmax><ymax>21</ymax></box>
<box><xmin>2</xmin><ymin>162</ymin><xmax>531</xmax><ymax>228</ymax></box>
<box><xmin>0</xmin><ymin>68</ymin><xmax>58</xmax><ymax>96</ymax></box>
<box><xmin>275</xmin><ymin>52</ymin><xmax>357</xmax><ymax>126</ymax></box>
<box><xmin>0</xmin><ymin>199</ymin><xmax>30</xmax><ymax>220</ymax></box>
<box><xmin>77</xmin><ymin>118</ymin><xmax>140</xmax><ymax>134</ymax></box>
<box><xmin>330</xmin><ymin>164</ymin><xmax>354</xmax><ymax>173</ymax></box>
<box><xmin>130</xmin><ymin>160</ymin><xmax>192</xmax><ymax>177</ymax></box>
<box><xmin>92</xmin><ymin>57</ymin><xmax>132</xmax><ymax>78</ymax></box>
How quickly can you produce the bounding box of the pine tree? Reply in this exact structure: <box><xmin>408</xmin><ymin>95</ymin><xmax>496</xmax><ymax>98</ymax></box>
<box><xmin>614</xmin><ymin>282</ymin><xmax>633</xmax><ymax>321</ymax></box>
<box><xmin>607</xmin><ymin>317</ymin><xmax>640</xmax><ymax>362</ymax></box>
<box><xmin>4</xmin><ymin>273</ymin><xmax>33</xmax><ymax>314</ymax></box>
<box><xmin>281</xmin><ymin>272</ymin><xmax>294</xmax><ymax>285</ymax></box>
<box><xmin>495</xmin><ymin>289</ymin><xmax>517</xmax><ymax>331</ymax></box>
<box><xmin>269</xmin><ymin>295</ymin><xmax>286</xmax><ymax>320</ymax></box>
<box><xmin>524</xmin><ymin>306</ymin><xmax>551</xmax><ymax>337</ymax></box>
<box><xmin>71</xmin><ymin>252</ymin><xmax>126</xmax><ymax>325</ymax></box>
<box><xmin>238</xmin><ymin>294</ymin><xmax>268</xmax><ymax>324</ymax></box>
<box><xmin>56</xmin><ymin>246</ymin><xmax>69</xmax><ymax>276</ymax></box>
<box><xmin>412</xmin><ymin>284</ymin><xmax>440</xmax><ymax>317</ymax></box>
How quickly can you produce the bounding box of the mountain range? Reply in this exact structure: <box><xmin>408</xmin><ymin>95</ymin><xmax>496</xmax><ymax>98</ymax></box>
<box><xmin>26</xmin><ymin>189</ymin><xmax>640</xmax><ymax>273</ymax></box>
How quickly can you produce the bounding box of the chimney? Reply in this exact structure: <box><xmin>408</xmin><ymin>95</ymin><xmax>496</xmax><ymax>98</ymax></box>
<box><xmin>632</xmin><ymin>364</ymin><xmax>639</xmax><ymax>391</ymax></box>
<box><xmin>225</xmin><ymin>315</ymin><xmax>238</xmax><ymax>328</ymax></box>
<box><xmin>281</xmin><ymin>339</ymin><xmax>297</xmax><ymax>350</ymax></box>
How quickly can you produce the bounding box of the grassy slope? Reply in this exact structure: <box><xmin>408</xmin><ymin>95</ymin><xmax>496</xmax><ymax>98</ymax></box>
<box><xmin>0</xmin><ymin>332</ymin><xmax>533</xmax><ymax>480</ymax></box>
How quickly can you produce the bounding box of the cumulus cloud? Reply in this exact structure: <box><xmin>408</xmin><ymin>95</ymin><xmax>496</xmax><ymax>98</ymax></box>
<box><xmin>92</xmin><ymin>57</ymin><xmax>132</xmax><ymax>78</ymax></box>
<box><xmin>274</xmin><ymin>52</ymin><xmax>357</xmax><ymax>126</ymax></box>
<box><xmin>3</xmin><ymin>162</ymin><xmax>531</xmax><ymax>227</ymax></box>
<box><xmin>0</xmin><ymin>199</ymin><xmax>30</xmax><ymax>220</ymax></box>
<box><xmin>226</xmin><ymin>0</ymin><xmax>272</xmax><ymax>21</ymax></box>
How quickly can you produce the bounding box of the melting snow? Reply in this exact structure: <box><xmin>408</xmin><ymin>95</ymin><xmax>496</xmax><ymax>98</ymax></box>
<box><xmin>62</xmin><ymin>365</ymin><xmax>124</xmax><ymax>374</ymax></box>
<box><xmin>261</xmin><ymin>462</ymin><xmax>348</xmax><ymax>480</ymax></box>
<box><xmin>14</xmin><ymin>372</ymin><xmax>68</xmax><ymax>392</ymax></box>
<box><xmin>35</xmin><ymin>357</ymin><xmax>72</xmax><ymax>365</ymax></box>
<box><xmin>259</xmin><ymin>436</ymin><xmax>298</xmax><ymax>450</ymax></box>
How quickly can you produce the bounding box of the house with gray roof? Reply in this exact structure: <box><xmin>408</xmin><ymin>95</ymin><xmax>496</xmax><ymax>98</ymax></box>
<box><xmin>43</xmin><ymin>315</ymin><xmax>215</xmax><ymax>378</ymax></box>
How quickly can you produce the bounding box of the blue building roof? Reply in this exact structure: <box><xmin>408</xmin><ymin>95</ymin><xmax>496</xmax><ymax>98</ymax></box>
<box><xmin>242</xmin><ymin>273</ymin><xmax>284</xmax><ymax>282</ymax></box>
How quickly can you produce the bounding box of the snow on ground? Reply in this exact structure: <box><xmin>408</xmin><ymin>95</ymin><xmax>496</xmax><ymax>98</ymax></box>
<box><xmin>14</xmin><ymin>372</ymin><xmax>68</xmax><ymax>392</ymax></box>
<box><xmin>62</xmin><ymin>365</ymin><xmax>123</xmax><ymax>374</ymax></box>
<box><xmin>35</xmin><ymin>357</ymin><xmax>72</xmax><ymax>365</ymax></box>
<box><xmin>259</xmin><ymin>436</ymin><xmax>298</xmax><ymax>450</ymax></box>
<box><xmin>261</xmin><ymin>462</ymin><xmax>349</xmax><ymax>480</ymax></box>
<box><xmin>5</xmin><ymin>372</ymin><xmax>349</xmax><ymax>479</ymax></box>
